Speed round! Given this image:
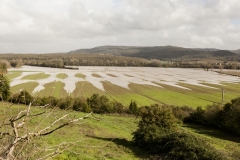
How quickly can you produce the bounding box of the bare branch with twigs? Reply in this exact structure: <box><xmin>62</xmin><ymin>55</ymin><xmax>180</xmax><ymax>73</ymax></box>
<box><xmin>0</xmin><ymin>101</ymin><xmax>94</xmax><ymax>160</ymax></box>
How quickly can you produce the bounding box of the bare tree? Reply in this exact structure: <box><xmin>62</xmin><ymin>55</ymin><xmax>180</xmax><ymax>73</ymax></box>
<box><xmin>0</xmin><ymin>101</ymin><xmax>93</xmax><ymax>160</ymax></box>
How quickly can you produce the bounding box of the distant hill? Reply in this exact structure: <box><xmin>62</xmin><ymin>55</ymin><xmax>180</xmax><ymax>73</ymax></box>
<box><xmin>69</xmin><ymin>46</ymin><xmax>237</xmax><ymax>61</ymax></box>
<box><xmin>193</xmin><ymin>48</ymin><xmax>219</xmax><ymax>52</ymax></box>
<box><xmin>232</xmin><ymin>49</ymin><xmax>240</xmax><ymax>54</ymax></box>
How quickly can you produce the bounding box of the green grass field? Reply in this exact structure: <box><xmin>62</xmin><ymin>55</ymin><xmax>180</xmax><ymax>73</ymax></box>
<box><xmin>10</xmin><ymin>82</ymin><xmax>39</xmax><ymax>94</ymax></box>
<box><xmin>9</xmin><ymin>80</ymin><xmax>240</xmax><ymax>108</ymax></box>
<box><xmin>56</xmin><ymin>73</ymin><xmax>68</xmax><ymax>79</ymax></box>
<box><xmin>6</xmin><ymin>71</ymin><xmax>22</xmax><ymax>80</ymax></box>
<box><xmin>35</xmin><ymin>81</ymin><xmax>68</xmax><ymax>98</ymax></box>
<box><xmin>102</xmin><ymin>81</ymin><xmax>156</xmax><ymax>106</ymax></box>
<box><xmin>1</xmin><ymin>104</ymin><xmax>240</xmax><ymax>159</ymax></box>
<box><xmin>71</xmin><ymin>81</ymin><xmax>108</xmax><ymax>98</ymax></box>
<box><xmin>181</xmin><ymin>124</ymin><xmax>240</xmax><ymax>159</ymax></box>
<box><xmin>21</xmin><ymin>73</ymin><xmax>50</xmax><ymax>80</ymax></box>
<box><xmin>0</xmin><ymin>104</ymin><xmax>145</xmax><ymax>159</ymax></box>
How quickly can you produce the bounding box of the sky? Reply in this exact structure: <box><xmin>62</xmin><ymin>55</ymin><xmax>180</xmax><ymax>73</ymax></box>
<box><xmin>0</xmin><ymin>0</ymin><xmax>240</xmax><ymax>53</ymax></box>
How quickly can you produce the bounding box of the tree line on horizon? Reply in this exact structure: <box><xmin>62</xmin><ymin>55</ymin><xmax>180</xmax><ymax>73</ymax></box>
<box><xmin>1</xmin><ymin>53</ymin><xmax>240</xmax><ymax>70</ymax></box>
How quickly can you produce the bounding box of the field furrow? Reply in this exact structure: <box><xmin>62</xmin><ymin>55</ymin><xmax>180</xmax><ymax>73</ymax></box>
<box><xmin>56</xmin><ymin>73</ymin><xmax>68</xmax><ymax>79</ymax></box>
<box><xmin>75</xmin><ymin>73</ymin><xmax>86</xmax><ymax>79</ymax></box>
<box><xmin>21</xmin><ymin>73</ymin><xmax>50</xmax><ymax>80</ymax></box>
<box><xmin>11</xmin><ymin>82</ymin><xmax>39</xmax><ymax>94</ymax></box>
<box><xmin>35</xmin><ymin>81</ymin><xmax>68</xmax><ymax>98</ymax></box>
<box><xmin>129</xmin><ymin>83</ymin><xmax>212</xmax><ymax>108</ymax></box>
<box><xmin>6</xmin><ymin>71</ymin><xmax>22</xmax><ymax>80</ymax></box>
<box><xmin>72</xmin><ymin>81</ymin><xmax>107</xmax><ymax>98</ymax></box>
<box><xmin>7</xmin><ymin>66</ymin><xmax>240</xmax><ymax>107</ymax></box>
<box><xmin>102</xmin><ymin>81</ymin><xmax>156</xmax><ymax>106</ymax></box>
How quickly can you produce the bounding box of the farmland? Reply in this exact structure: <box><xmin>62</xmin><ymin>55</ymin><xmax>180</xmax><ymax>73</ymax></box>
<box><xmin>56</xmin><ymin>73</ymin><xmax>68</xmax><ymax>79</ymax></box>
<box><xmin>21</xmin><ymin>72</ymin><xmax>50</xmax><ymax>80</ymax></box>
<box><xmin>8</xmin><ymin>66</ymin><xmax>240</xmax><ymax>107</ymax></box>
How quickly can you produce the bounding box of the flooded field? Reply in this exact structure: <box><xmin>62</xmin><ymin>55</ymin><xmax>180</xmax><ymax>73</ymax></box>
<box><xmin>8</xmin><ymin>66</ymin><xmax>240</xmax><ymax>107</ymax></box>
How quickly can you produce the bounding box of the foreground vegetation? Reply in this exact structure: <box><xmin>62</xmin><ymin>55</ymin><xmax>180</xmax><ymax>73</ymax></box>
<box><xmin>1</xmin><ymin>97</ymin><xmax>240</xmax><ymax>159</ymax></box>
<box><xmin>1</xmin><ymin>61</ymin><xmax>240</xmax><ymax>159</ymax></box>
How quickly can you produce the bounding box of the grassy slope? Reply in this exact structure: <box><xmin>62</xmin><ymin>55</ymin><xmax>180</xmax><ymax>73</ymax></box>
<box><xmin>1</xmin><ymin>104</ymin><xmax>240</xmax><ymax>159</ymax></box>
<box><xmin>56</xmin><ymin>73</ymin><xmax>68</xmax><ymax>79</ymax></box>
<box><xmin>21</xmin><ymin>73</ymin><xmax>50</xmax><ymax>80</ymax></box>
<box><xmin>0</xmin><ymin>104</ymin><xmax>146</xmax><ymax>160</ymax></box>
<box><xmin>181</xmin><ymin>124</ymin><xmax>240</xmax><ymax>159</ymax></box>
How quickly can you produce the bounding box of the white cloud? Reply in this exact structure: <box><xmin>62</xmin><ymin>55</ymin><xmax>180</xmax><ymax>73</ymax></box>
<box><xmin>0</xmin><ymin>0</ymin><xmax>240</xmax><ymax>53</ymax></box>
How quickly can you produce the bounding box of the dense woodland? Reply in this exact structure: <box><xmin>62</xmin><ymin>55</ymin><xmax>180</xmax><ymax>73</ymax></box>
<box><xmin>0</xmin><ymin>54</ymin><xmax>162</xmax><ymax>68</ymax></box>
<box><xmin>0</xmin><ymin>52</ymin><xmax>240</xmax><ymax>69</ymax></box>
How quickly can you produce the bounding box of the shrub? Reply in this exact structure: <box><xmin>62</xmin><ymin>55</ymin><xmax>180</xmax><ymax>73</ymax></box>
<box><xmin>159</xmin><ymin>132</ymin><xmax>225</xmax><ymax>160</ymax></box>
<box><xmin>57</xmin><ymin>96</ymin><xmax>74</xmax><ymax>110</ymax></box>
<box><xmin>10</xmin><ymin>90</ymin><xmax>33</xmax><ymax>105</ymax></box>
<box><xmin>87</xmin><ymin>94</ymin><xmax>112</xmax><ymax>114</ymax></box>
<box><xmin>133</xmin><ymin>105</ymin><xmax>179</xmax><ymax>149</ymax></box>
<box><xmin>73</xmin><ymin>98</ymin><xmax>92</xmax><ymax>113</ymax></box>
<box><xmin>184</xmin><ymin>107</ymin><xmax>205</xmax><ymax>125</ymax></box>
<box><xmin>184</xmin><ymin>97</ymin><xmax>240</xmax><ymax>136</ymax></box>
<box><xmin>0</xmin><ymin>76</ymin><xmax>10</xmax><ymax>101</ymax></box>
<box><xmin>169</xmin><ymin>105</ymin><xmax>194</xmax><ymax>121</ymax></box>
<box><xmin>129</xmin><ymin>100</ymin><xmax>138</xmax><ymax>115</ymax></box>
<box><xmin>133</xmin><ymin>104</ymin><xmax>226</xmax><ymax>160</ymax></box>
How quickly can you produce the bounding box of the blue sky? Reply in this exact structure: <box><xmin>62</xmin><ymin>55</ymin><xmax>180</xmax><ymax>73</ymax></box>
<box><xmin>0</xmin><ymin>0</ymin><xmax>240</xmax><ymax>53</ymax></box>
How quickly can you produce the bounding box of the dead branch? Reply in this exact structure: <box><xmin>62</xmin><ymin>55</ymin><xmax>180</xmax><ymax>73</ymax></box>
<box><xmin>0</xmin><ymin>101</ymin><xmax>94</xmax><ymax>160</ymax></box>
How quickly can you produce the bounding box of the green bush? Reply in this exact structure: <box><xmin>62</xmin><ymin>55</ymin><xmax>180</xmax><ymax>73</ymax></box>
<box><xmin>57</xmin><ymin>96</ymin><xmax>74</xmax><ymax>110</ymax></box>
<box><xmin>185</xmin><ymin>97</ymin><xmax>240</xmax><ymax>136</ymax></box>
<box><xmin>11</xmin><ymin>90</ymin><xmax>33</xmax><ymax>105</ymax></box>
<box><xmin>133</xmin><ymin>105</ymin><xmax>225</xmax><ymax>159</ymax></box>
<box><xmin>129</xmin><ymin>100</ymin><xmax>138</xmax><ymax>115</ymax></box>
<box><xmin>0</xmin><ymin>76</ymin><xmax>10</xmax><ymax>101</ymax></box>
<box><xmin>73</xmin><ymin>98</ymin><xmax>92</xmax><ymax>113</ymax></box>
<box><xmin>184</xmin><ymin>107</ymin><xmax>206</xmax><ymax>125</ymax></box>
<box><xmin>133</xmin><ymin>105</ymin><xmax>179</xmax><ymax>149</ymax></box>
<box><xmin>159</xmin><ymin>132</ymin><xmax>225</xmax><ymax>160</ymax></box>
<box><xmin>87</xmin><ymin>94</ymin><xmax>113</xmax><ymax>113</ymax></box>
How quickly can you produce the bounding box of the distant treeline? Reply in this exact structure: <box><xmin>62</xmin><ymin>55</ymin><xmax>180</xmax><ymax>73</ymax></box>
<box><xmin>1</xmin><ymin>53</ymin><xmax>240</xmax><ymax>69</ymax></box>
<box><xmin>0</xmin><ymin>54</ymin><xmax>162</xmax><ymax>68</ymax></box>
